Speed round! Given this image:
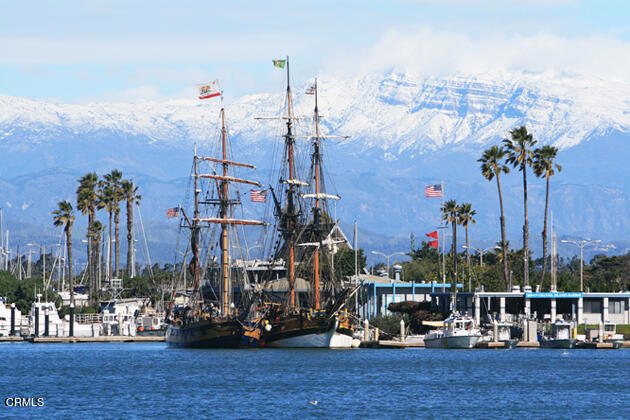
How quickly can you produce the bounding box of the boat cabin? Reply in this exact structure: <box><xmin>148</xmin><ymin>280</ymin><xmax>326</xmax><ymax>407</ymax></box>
<box><xmin>551</xmin><ymin>320</ymin><xmax>572</xmax><ymax>340</ymax></box>
<box><xmin>445</xmin><ymin>315</ymin><xmax>475</xmax><ymax>331</ymax></box>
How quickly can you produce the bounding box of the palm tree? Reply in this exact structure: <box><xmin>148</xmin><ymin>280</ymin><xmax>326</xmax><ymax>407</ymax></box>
<box><xmin>533</xmin><ymin>145</ymin><xmax>562</xmax><ymax>289</ymax></box>
<box><xmin>121</xmin><ymin>180</ymin><xmax>141</xmax><ymax>277</ymax></box>
<box><xmin>442</xmin><ymin>199</ymin><xmax>459</xmax><ymax>291</ymax></box>
<box><xmin>503</xmin><ymin>126</ymin><xmax>537</xmax><ymax>287</ymax></box>
<box><xmin>457</xmin><ymin>203</ymin><xmax>476</xmax><ymax>292</ymax></box>
<box><xmin>479</xmin><ymin>145</ymin><xmax>511</xmax><ymax>290</ymax></box>
<box><xmin>104</xmin><ymin>170</ymin><xmax>123</xmax><ymax>278</ymax></box>
<box><xmin>76</xmin><ymin>172</ymin><xmax>99</xmax><ymax>298</ymax></box>
<box><xmin>52</xmin><ymin>201</ymin><xmax>75</xmax><ymax>304</ymax></box>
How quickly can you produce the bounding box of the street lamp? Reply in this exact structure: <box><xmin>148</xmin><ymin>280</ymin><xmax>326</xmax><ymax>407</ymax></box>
<box><xmin>462</xmin><ymin>245</ymin><xmax>500</xmax><ymax>267</ymax></box>
<box><xmin>561</xmin><ymin>239</ymin><xmax>601</xmax><ymax>292</ymax></box>
<box><xmin>371</xmin><ymin>251</ymin><xmax>406</xmax><ymax>279</ymax></box>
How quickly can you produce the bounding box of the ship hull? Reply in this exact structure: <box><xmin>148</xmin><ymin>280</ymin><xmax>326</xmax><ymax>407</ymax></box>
<box><xmin>166</xmin><ymin>319</ymin><xmax>242</xmax><ymax>348</ymax></box>
<box><xmin>264</xmin><ymin>317</ymin><xmax>353</xmax><ymax>348</ymax></box>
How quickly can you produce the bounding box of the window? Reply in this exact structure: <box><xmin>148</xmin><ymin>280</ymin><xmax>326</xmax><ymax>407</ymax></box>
<box><xmin>584</xmin><ymin>300</ymin><xmax>601</xmax><ymax>314</ymax></box>
<box><xmin>609</xmin><ymin>299</ymin><xmax>626</xmax><ymax>314</ymax></box>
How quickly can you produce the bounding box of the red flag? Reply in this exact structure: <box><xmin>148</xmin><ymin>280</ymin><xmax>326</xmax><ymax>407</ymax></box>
<box><xmin>428</xmin><ymin>240</ymin><xmax>439</xmax><ymax>249</ymax></box>
<box><xmin>425</xmin><ymin>231</ymin><xmax>438</xmax><ymax>239</ymax></box>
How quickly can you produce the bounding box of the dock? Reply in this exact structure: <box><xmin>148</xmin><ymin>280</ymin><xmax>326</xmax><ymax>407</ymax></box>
<box><xmin>0</xmin><ymin>336</ymin><xmax>25</xmax><ymax>342</ymax></box>
<box><xmin>360</xmin><ymin>339</ymin><xmax>425</xmax><ymax>348</ymax></box>
<box><xmin>576</xmin><ymin>341</ymin><xmax>622</xmax><ymax>349</ymax></box>
<box><xmin>516</xmin><ymin>341</ymin><xmax>540</xmax><ymax>348</ymax></box>
<box><xmin>19</xmin><ymin>336</ymin><xmax>165</xmax><ymax>343</ymax></box>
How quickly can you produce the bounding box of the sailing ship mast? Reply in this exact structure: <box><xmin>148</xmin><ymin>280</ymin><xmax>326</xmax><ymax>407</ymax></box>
<box><xmin>191</xmin><ymin>93</ymin><xmax>265</xmax><ymax>316</ymax></box>
<box><xmin>301</xmin><ymin>78</ymin><xmax>346</xmax><ymax>310</ymax></box>
<box><xmin>257</xmin><ymin>56</ymin><xmax>305</xmax><ymax>309</ymax></box>
<box><xmin>285</xmin><ymin>57</ymin><xmax>297</xmax><ymax>309</ymax></box>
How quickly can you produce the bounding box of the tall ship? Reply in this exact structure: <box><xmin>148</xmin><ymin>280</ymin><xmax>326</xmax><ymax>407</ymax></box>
<box><xmin>257</xmin><ymin>58</ymin><xmax>356</xmax><ymax>348</ymax></box>
<box><xmin>166</xmin><ymin>83</ymin><xmax>265</xmax><ymax>348</ymax></box>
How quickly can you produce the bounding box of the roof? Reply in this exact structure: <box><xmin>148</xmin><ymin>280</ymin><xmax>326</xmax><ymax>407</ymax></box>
<box><xmin>262</xmin><ymin>277</ymin><xmax>311</xmax><ymax>293</ymax></box>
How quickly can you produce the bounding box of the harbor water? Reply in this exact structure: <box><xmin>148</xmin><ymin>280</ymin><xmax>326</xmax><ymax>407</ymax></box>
<box><xmin>1</xmin><ymin>343</ymin><xmax>629</xmax><ymax>418</ymax></box>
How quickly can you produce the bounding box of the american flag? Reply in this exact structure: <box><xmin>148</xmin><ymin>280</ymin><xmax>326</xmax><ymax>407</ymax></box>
<box><xmin>425</xmin><ymin>184</ymin><xmax>442</xmax><ymax>198</ymax></box>
<box><xmin>250</xmin><ymin>189</ymin><xmax>267</xmax><ymax>203</ymax></box>
<box><xmin>166</xmin><ymin>207</ymin><xmax>180</xmax><ymax>218</ymax></box>
<box><xmin>305</xmin><ymin>84</ymin><xmax>316</xmax><ymax>95</ymax></box>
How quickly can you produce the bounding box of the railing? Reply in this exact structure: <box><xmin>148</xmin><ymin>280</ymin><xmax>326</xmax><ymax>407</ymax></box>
<box><xmin>74</xmin><ymin>314</ymin><xmax>103</xmax><ymax>324</ymax></box>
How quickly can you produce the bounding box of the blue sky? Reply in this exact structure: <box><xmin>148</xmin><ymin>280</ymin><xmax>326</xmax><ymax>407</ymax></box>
<box><xmin>1</xmin><ymin>0</ymin><xmax>629</xmax><ymax>102</ymax></box>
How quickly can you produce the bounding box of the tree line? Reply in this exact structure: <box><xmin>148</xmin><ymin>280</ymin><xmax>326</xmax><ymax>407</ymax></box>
<box><xmin>51</xmin><ymin>170</ymin><xmax>141</xmax><ymax>304</ymax></box>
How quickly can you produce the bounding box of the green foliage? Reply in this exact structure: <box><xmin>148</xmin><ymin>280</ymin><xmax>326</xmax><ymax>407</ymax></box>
<box><xmin>0</xmin><ymin>271</ymin><xmax>60</xmax><ymax>313</ymax></box>
<box><xmin>370</xmin><ymin>313</ymin><xmax>409</xmax><ymax>336</ymax></box>
<box><xmin>584</xmin><ymin>254</ymin><xmax>630</xmax><ymax>292</ymax></box>
<box><xmin>334</xmin><ymin>247</ymin><xmax>366</xmax><ymax>279</ymax></box>
<box><xmin>58</xmin><ymin>303</ymin><xmax>99</xmax><ymax>318</ymax></box>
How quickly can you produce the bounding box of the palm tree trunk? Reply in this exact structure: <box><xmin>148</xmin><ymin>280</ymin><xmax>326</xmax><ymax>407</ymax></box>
<box><xmin>95</xmin><ymin>235</ymin><xmax>101</xmax><ymax>291</ymax></box>
<box><xmin>114</xmin><ymin>210</ymin><xmax>120</xmax><ymax>278</ymax></box>
<box><xmin>452</xmin><ymin>218</ymin><xmax>457</xmax><ymax>291</ymax></box>
<box><xmin>126</xmin><ymin>199</ymin><xmax>133</xmax><ymax>276</ymax></box>
<box><xmin>465</xmin><ymin>225</ymin><xmax>471</xmax><ymax>292</ymax></box>
<box><xmin>522</xmin><ymin>162</ymin><xmax>529</xmax><ymax>287</ymax></box>
<box><xmin>108</xmin><ymin>211</ymin><xmax>113</xmax><ymax>281</ymax></box>
<box><xmin>66</xmin><ymin>225</ymin><xmax>74</xmax><ymax>306</ymax></box>
<box><xmin>540</xmin><ymin>174</ymin><xmax>550</xmax><ymax>289</ymax></box>
<box><xmin>496</xmin><ymin>173</ymin><xmax>510</xmax><ymax>290</ymax></box>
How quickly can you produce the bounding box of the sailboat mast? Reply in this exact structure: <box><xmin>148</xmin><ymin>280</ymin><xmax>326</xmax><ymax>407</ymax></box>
<box><xmin>313</xmin><ymin>78</ymin><xmax>321</xmax><ymax>310</ymax></box>
<box><xmin>285</xmin><ymin>56</ymin><xmax>297</xmax><ymax>309</ymax></box>
<box><xmin>220</xmin><ymin>104</ymin><xmax>230</xmax><ymax>316</ymax></box>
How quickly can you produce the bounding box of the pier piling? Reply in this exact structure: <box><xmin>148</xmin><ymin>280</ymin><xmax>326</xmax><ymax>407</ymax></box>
<box><xmin>44</xmin><ymin>309</ymin><xmax>49</xmax><ymax>337</ymax></box>
<box><xmin>10</xmin><ymin>303</ymin><xmax>15</xmax><ymax>336</ymax></box>
<box><xmin>363</xmin><ymin>319</ymin><xmax>369</xmax><ymax>341</ymax></box>
<box><xmin>69</xmin><ymin>303</ymin><xmax>74</xmax><ymax>337</ymax></box>
<box><xmin>34</xmin><ymin>307</ymin><xmax>39</xmax><ymax>337</ymax></box>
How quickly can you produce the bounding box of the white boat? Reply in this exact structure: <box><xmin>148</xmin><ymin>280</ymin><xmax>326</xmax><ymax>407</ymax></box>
<box><xmin>0</xmin><ymin>299</ymin><xmax>21</xmax><ymax>336</ymax></box>
<box><xmin>423</xmin><ymin>313</ymin><xmax>481</xmax><ymax>349</ymax></box>
<box><xmin>26</xmin><ymin>295</ymin><xmax>96</xmax><ymax>337</ymax></box>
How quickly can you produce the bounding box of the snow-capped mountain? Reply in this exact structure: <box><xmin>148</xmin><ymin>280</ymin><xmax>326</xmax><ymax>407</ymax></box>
<box><xmin>2</xmin><ymin>69</ymin><xmax>630</xmax><ymax>261</ymax></box>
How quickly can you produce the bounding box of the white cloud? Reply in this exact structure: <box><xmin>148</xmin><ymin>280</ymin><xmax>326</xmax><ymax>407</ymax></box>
<box><xmin>325</xmin><ymin>27</ymin><xmax>630</xmax><ymax>82</ymax></box>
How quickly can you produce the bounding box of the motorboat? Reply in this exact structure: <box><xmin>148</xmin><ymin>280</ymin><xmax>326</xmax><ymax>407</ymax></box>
<box><xmin>540</xmin><ymin>319</ymin><xmax>578</xmax><ymax>349</ymax></box>
<box><xmin>423</xmin><ymin>312</ymin><xmax>481</xmax><ymax>349</ymax></box>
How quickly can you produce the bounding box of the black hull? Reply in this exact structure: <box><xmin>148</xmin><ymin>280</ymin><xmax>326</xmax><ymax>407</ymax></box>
<box><xmin>166</xmin><ymin>319</ymin><xmax>242</xmax><ymax>348</ymax></box>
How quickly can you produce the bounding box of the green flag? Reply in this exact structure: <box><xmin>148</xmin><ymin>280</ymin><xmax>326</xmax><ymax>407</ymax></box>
<box><xmin>272</xmin><ymin>59</ymin><xmax>286</xmax><ymax>68</ymax></box>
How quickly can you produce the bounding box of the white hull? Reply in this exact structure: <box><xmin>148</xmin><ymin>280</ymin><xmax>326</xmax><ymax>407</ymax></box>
<box><xmin>266</xmin><ymin>329</ymin><xmax>353</xmax><ymax>348</ymax></box>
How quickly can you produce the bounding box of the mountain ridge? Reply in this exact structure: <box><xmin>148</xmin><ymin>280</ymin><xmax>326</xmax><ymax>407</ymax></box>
<box><xmin>2</xmin><ymin>69</ymin><xmax>630</xmax><ymax>262</ymax></box>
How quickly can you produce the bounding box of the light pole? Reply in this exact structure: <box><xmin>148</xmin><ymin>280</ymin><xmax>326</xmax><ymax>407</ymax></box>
<box><xmin>235</xmin><ymin>244</ymin><xmax>262</xmax><ymax>261</ymax></box>
<box><xmin>462</xmin><ymin>245</ymin><xmax>500</xmax><ymax>267</ymax></box>
<box><xmin>371</xmin><ymin>251</ymin><xmax>406</xmax><ymax>279</ymax></box>
<box><xmin>561</xmin><ymin>239</ymin><xmax>601</xmax><ymax>292</ymax></box>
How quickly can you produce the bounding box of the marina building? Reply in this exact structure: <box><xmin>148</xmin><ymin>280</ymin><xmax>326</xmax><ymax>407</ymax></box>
<box><xmin>359</xmin><ymin>275</ymin><xmax>630</xmax><ymax>325</ymax></box>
